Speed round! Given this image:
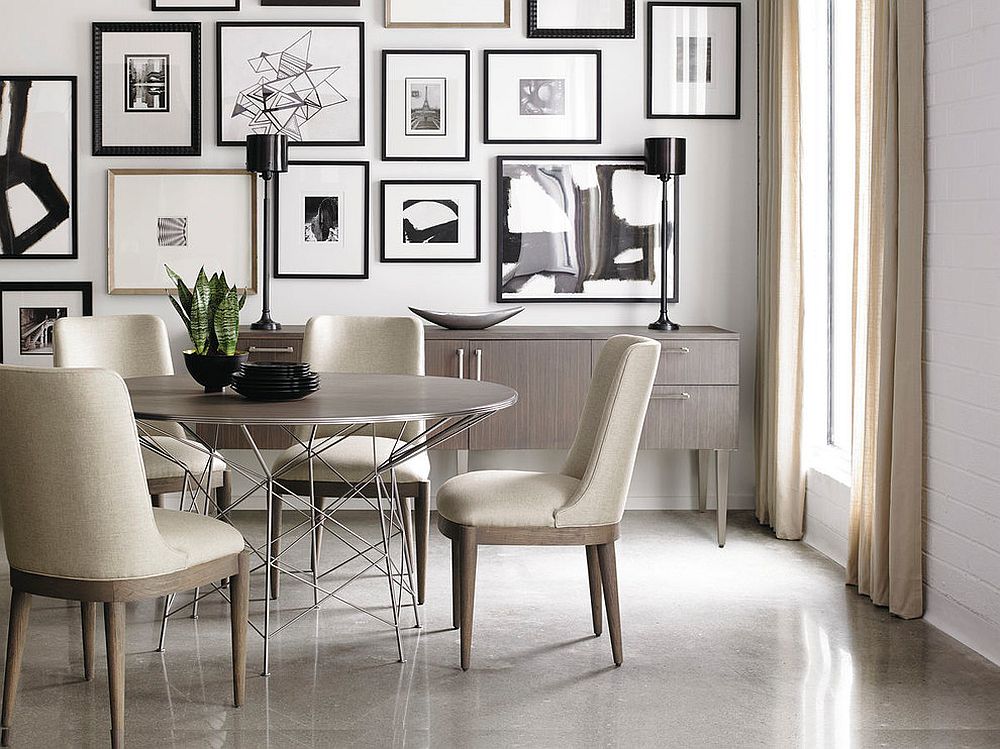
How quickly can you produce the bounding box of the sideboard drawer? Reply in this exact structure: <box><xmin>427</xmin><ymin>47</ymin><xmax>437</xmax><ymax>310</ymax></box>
<box><xmin>242</xmin><ymin>336</ymin><xmax>303</xmax><ymax>363</ymax></box>
<box><xmin>592</xmin><ymin>338</ymin><xmax>738</xmax><ymax>385</ymax></box>
<box><xmin>639</xmin><ymin>385</ymin><xmax>739</xmax><ymax>450</ymax></box>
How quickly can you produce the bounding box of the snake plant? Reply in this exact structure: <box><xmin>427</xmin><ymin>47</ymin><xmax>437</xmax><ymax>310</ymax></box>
<box><xmin>166</xmin><ymin>265</ymin><xmax>247</xmax><ymax>356</ymax></box>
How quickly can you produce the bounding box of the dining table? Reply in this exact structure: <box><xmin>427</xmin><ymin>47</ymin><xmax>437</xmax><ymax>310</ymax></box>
<box><xmin>125</xmin><ymin>372</ymin><xmax>517</xmax><ymax>675</ymax></box>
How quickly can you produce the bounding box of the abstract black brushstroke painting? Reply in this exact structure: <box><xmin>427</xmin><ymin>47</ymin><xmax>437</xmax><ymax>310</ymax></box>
<box><xmin>402</xmin><ymin>199</ymin><xmax>458</xmax><ymax>243</ymax></box>
<box><xmin>0</xmin><ymin>77</ymin><xmax>77</xmax><ymax>259</ymax></box>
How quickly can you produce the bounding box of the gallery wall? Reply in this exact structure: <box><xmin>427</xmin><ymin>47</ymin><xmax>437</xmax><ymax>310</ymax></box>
<box><xmin>0</xmin><ymin>0</ymin><xmax>759</xmax><ymax>509</ymax></box>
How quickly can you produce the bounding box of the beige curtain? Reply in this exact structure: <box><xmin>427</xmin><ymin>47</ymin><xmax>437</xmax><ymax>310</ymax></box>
<box><xmin>755</xmin><ymin>0</ymin><xmax>806</xmax><ymax>540</ymax></box>
<box><xmin>847</xmin><ymin>0</ymin><xmax>925</xmax><ymax>619</ymax></box>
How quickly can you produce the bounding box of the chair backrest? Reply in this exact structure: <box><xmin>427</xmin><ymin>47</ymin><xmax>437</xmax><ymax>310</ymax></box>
<box><xmin>53</xmin><ymin>314</ymin><xmax>174</xmax><ymax>378</ymax></box>
<box><xmin>556</xmin><ymin>335</ymin><xmax>661</xmax><ymax>527</ymax></box>
<box><xmin>302</xmin><ymin>315</ymin><xmax>425</xmax><ymax>439</ymax></box>
<box><xmin>0</xmin><ymin>366</ymin><xmax>189</xmax><ymax>580</ymax></box>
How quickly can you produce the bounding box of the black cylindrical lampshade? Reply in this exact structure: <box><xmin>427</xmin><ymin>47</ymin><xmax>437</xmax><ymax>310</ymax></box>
<box><xmin>246</xmin><ymin>134</ymin><xmax>289</xmax><ymax>175</ymax></box>
<box><xmin>644</xmin><ymin>137</ymin><xmax>686</xmax><ymax>177</ymax></box>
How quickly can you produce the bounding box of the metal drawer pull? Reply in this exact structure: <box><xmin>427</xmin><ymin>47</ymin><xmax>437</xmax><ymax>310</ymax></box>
<box><xmin>248</xmin><ymin>346</ymin><xmax>294</xmax><ymax>354</ymax></box>
<box><xmin>654</xmin><ymin>392</ymin><xmax>691</xmax><ymax>400</ymax></box>
<box><xmin>474</xmin><ymin>349</ymin><xmax>482</xmax><ymax>381</ymax></box>
<box><xmin>662</xmin><ymin>346</ymin><xmax>691</xmax><ymax>354</ymax></box>
<box><xmin>457</xmin><ymin>348</ymin><xmax>465</xmax><ymax>379</ymax></box>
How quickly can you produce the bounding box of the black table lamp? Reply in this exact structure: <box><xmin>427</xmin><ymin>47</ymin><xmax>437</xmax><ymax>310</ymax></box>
<box><xmin>246</xmin><ymin>133</ymin><xmax>288</xmax><ymax>331</ymax></box>
<box><xmin>644</xmin><ymin>137</ymin><xmax>686</xmax><ymax>331</ymax></box>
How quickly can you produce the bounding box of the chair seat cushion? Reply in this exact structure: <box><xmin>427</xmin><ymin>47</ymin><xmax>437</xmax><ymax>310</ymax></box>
<box><xmin>272</xmin><ymin>435</ymin><xmax>430</xmax><ymax>485</ymax></box>
<box><xmin>142</xmin><ymin>436</ymin><xmax>226</xmax><ymax>481</ymax></box>
<box><xmin>436</xmin><ymin>470</ymin><xmax>580</xmax><ymax>528</ymax></box>
<box><xmin>153</xmin><ymin>509</ymin><xmax>245</xmax><ymax>569</ymax></box>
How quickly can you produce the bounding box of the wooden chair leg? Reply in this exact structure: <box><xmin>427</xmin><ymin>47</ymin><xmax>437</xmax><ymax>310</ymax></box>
<box><xmin>230</xmin><ymin>551</ymin><xmax>249</xmax><ymax>708</ymax></box>
<box><xmin>585</xmin><ymin>545</ymin><xmax>603</xmax><ymax>637</ymax></box>
<box><xmin>399</xmin><ymin>496</ymin><xmax>418</xmax><ymax>598</ymax></box>
<box><xmin>597</xmin><ymin>542</ymin><xmax>623</xmax><ymax>666</ymax></box>
<box><xmin>104</xmin><ymin>602</ymin><xmax>126</xmax><ymax>749</ymax></box>
<box><xmin>216</xmin><ymin>470</ymin><xmax>232</xmax><ymax>518</ymax></box>
<box><xmin>150</xmin><ymin>494</ymin><xmax>165</xmax><ymax>509</ymax></box>
<box><xmin>414</xmin><ymin>482</ymin><xmax>430</xmax><ymax>605</ymax></box>
<box><xmin>270</xmin><ymin>496</ymin><xmax>283</xmax><ymax>600</ymax></box>
<box><xmin>458</xmin><ymin>527</ymin><xmax>478</xmax><ymax>671</ymax></box>
<box><xmin>1</xmin><ymin>590</ymin><xmax>32</xmax><ymax>747</ymax></box>
<box><xmin>451</xmin><ymin>539</ymin><xmax>461</xmax><ymax>630</ymax></box>
<box><xmin>81</xmin><ymin>602</ymin><xmax>97</xmax><ymax>681</ymax></box>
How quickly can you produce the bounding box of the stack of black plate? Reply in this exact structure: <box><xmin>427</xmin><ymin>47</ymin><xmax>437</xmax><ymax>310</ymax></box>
<box><xmin>230</xmin><ymin>362</ymin><xmax>320</xmax><ymax>401</ymax></box>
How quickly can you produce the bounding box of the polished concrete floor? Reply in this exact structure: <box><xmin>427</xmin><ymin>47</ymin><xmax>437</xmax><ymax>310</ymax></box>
<box><xmin>1</xmin><ymin>510</ymin><xmax>999</xmax><ymax>748</ymax></box>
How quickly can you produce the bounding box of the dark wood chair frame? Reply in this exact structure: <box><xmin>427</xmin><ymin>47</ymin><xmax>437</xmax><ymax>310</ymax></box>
<box><xmin>148</xmin><ymin>470</ymin><xmax>231</xmax><ymax>514</ymax></box>
<box><xmin>0</xmin><ymin>550</ymin><xmax>250</xmax><ymax>748</ymax></box>
<box><xmin>438</xmin><ymin>517</ymin><xmax>623</xmax><ymax>671</ymax></box>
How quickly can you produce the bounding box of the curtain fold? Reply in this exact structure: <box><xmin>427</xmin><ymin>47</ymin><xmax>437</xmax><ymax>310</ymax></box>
<box><xmin>847</xmin><ymin>0</ymin><xmax>925</xmax><ymax>620</ymax></box>
<box><xmin>755</xmin><ymin>0</ymin><xmax>806</xmax><ymax>540</ymax></box>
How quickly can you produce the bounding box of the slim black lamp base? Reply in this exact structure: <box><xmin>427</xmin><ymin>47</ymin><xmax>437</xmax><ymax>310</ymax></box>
<box><xmin>251</xmin><ymin>314</ymin><xmax>281</xmax><ymax>331</ymax></box>
<box><xmin>648</xmin><ymin>310</ymin><xmax>680</xmax><ymax>331</ymax></box>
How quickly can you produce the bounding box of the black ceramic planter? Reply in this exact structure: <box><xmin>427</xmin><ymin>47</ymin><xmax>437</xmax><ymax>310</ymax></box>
<box><xmin>183</xmin><ymin>350</ymin><xmax>249</xmax><ymax>393</ymax></box>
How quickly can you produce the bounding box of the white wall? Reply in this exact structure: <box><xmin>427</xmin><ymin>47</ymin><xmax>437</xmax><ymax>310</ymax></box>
<box><xmin>0</xmin><ymin>0</ymin><xmax>758</xmax><ymax>510</ymax></box>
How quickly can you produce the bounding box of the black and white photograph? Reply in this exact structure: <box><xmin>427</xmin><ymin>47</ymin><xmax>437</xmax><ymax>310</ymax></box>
<box><xmin>93</xmin><ymin>23</ymin><xmax>200</xmax><ymax>156</ymax></box>
<box><xmin>0</xmin><ymin>282</ymin><xmax>92</xmax><ymax>365</ymax></box>
<box><xmin>406</xmin><ymin>78</ymin><xmax>446</xmax><ymax>135</ymax></box>
<box><xmin>496</xmin><ymin>156</ymin><xmax>674</xmax><ymax>303</ymax></box>
<box><xmin>528</xmin><ymin>0</ymin><xmax>635</xmax><ymax>38</ymax></box>
<box><xmin>217</xmin><ymin>22</ymin><xmax>365</xmax><ymax>147</ymax></box>
<box><xmin>484</xmin><ymin>50</ymin><xmax>601</xmax><ymax>143</ymax></box>
<box><xmin>647</xmin><ymin>2</ymin><xmax>740</xmax><ymax>118</ymax></box>
<box><xmin>276</xmin><ymin>161</ymin><xmax>368</xmax><ymax>278</ymax></box>
<box><xmin>157</xmin><ymin>216</ymin><xmax>188</xmax><ymax>246</ymax></box>
<box><xmin>0</xmin><ymin>76</ymin><xmax>78</xmax><ymax>259</ymax></box>
<box><xmin>383</xmin><ymin>51</ymin><xmax>470</xmax><ymax>161</ymax></box>
<box><xmin>382</xmin><ymin>180</ymin><xmax>480</xmax><ymax>263</ymax></box>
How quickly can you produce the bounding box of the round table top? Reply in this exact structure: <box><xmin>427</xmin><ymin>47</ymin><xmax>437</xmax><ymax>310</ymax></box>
<box><xmin>126</xmin><ymin>373</ymin><xmax>518</xmax><ymax>426</ymax></box>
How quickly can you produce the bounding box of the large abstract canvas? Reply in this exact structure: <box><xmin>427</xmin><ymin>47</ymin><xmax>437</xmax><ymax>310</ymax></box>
<box><xmin>0</xmin><ymin>77</ymin><xmax>77</xmax><ymax>259</ymax></box>
<box><xmin>497</xmin><ymin>156</ymin><xmax>676</xmax><ymax>303</ymax></box>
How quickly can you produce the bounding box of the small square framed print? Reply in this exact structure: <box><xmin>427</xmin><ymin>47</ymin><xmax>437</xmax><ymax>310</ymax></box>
<box><xmin>646</xmin><ymin>2</ymin><xmax>741</xmax><ymax>119</ymax></box>
<box><xmin>386</xmin><ymin>0</ymin><xmax>510</xmax><ymax>28</ymax></box>
<box><xmin>93</xmin><ymin>22</ymin><xmax>201</xmax><ymax>156</ymax></box>
<box><xmin>0</xmin><ymin>282</ymin><xmax>93</xmax><ymax>365</ymax></box>
<box><xmin>152</xmin><ymin>0</ymin><xmax>240</xmax><ymax>9</ymax></box>
<box><xmin>276</xmin><ymin>161</ymin><xmax>369</xmax><ymax>279</ymax></box>
<box><xmin>484</xmin><ymin>50</ymin><xmax>601</xmax><ymax>144</ymax></box>
<box><xmin>381</xmin><ymin>180</ymin><xmax>480</xmax><ymax>263</ymax></box>
<box><xmin>528</xmin><ymin>0</ymin><xmax>635</xmax><ymax>38</ymax></box>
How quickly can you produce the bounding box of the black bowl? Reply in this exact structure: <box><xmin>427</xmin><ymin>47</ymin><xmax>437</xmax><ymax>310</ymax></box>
<box><xmin>184</xmin><ymin>351</ymin><xmax>249</xmax><ymax>393</ymax></box>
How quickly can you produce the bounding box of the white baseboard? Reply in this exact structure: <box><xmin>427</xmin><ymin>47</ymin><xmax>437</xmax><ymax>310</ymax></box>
<box><xmin>924</xmin><ymin>585</ymin><xmax>1000</xmax><ymax>667</ymax></box>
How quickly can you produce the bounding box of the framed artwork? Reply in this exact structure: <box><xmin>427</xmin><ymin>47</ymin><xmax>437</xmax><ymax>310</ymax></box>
<box><xmin>0</xmin><ymin>76</ymin><xmax>78</xmax><ymax>259</ymax></box>
<box><xmin>385</xmin><ymin>0</ymin><xmax>511</xmax><ymax>28</ymax></box>
<box><xmin>217</xmin><ymin>22</ymin><xmax>365</xmax><ymax>147</ymax></box>
<box><xmin>0</xmin><ymin>282</ymin><xmax>92</xmax><ymax>365</ymax></box>
<box><xmin>381</xmin><ymin>180</ymin><xmax>480</xmax><ymax>263</ymax></box>
<box><xmin>108</xmin><ymin>169</ymin><xmax>257</xmax><ymax>295</ymax></box>
<box><xmin>528</xmin><ymin>0</ymin><xmax>635</xmax><ymax>38</ymax></box>
<box><xmin>153</xmin><ymin>0</ymin><xmax>240</xmax><ymax>9</ymax></box>
<box><xmin>275</xmin><ymin>161</ymin><xmax>369</xmax><ymax>279</ymax></box>
<box><xmin>261</xmin><ymin>1</ymin><xmax>360</xmax><ymax>5</ymax></box>
<box><xmin>646</xmin><ymin>2</ymin><xmax>741</xmax><ymax>119</ymax></box>
<box><xmin>496</xmin><ymin>156</ymin><xmax>676</xmax><ymax>304</ymax></box>
<box><xmin>92</xmin><ymin>22</ymin><xmax>201</xmax><ymax>156</ymax></box>
<box><xmin>484</xmin><ymin>50</ymin><xmax>601</xmax><ymax>144</ymax></box>
<box><xmin>382</xmin><ymin>50</ymin><xmax>470</xmax><ymax>162</ymax></box>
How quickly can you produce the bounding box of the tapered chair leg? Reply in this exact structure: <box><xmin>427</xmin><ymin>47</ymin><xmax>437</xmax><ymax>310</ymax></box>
<box><xmin>150</xmin><ymin>494</ymin><xmax>165</xmax><ymax>509</ymax></box>
<box><xmin>216</xmin><ymin>470</ymin><xmax>232</xmax><ymax>519</ymax></box>
<box><xmin>81</xmin><ymin>602</ymin><xmax>97</xmax><ymax>681</ymax></box>
<box><xmin>104</xmin><ymin>602</ymin><xmax>126</xmax><ymax>749</ymax></box>
<box><xmin>1</xmin><ymin>590</ymin><xmax>32</xmax><ymax>747</ymax></box>
<box><xmin>230</xmin><ymin>551</ymin><xmax>249</xmax><ymax>708</ymax></box>
<box><xmin>270</xmin><ymin>496</ymin><xmax>283</xmax><ymax>599</ymax></box>
<box><xmin>585</xmin><ymin>545</ymin><xmax>603</xmax><ymax>636</ymax></box>
<box><xmin>451</xmin><ymin>540</ymin><xmax>461</xmax><ymax>630</ymax></box>
<box><xmin>597</xmin><ymin>542</ymin><xmax>623</xmax><ymax>666</ymax></box>
<box><xmin>414</xmin><ymin>482</ymin><xmax>430</xmax><ymax>605</ymax></box>
<box><xmin>458</xmin><ymin>527</ymin><xmax>478</xmax><ymax>671</ymax></box>
<box><xmin>399</xmin><ymin>496</ymin><xmax>418</xmax><ymax>599</ymax></box>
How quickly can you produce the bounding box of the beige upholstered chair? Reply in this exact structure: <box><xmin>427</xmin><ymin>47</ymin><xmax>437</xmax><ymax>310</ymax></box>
<box><xmin>270</xmin><ymin>315</ymin><xmax>430</xmax><ymax>600</ymax></box>
<box><xmin>0</xmin><ymin>366</ymin><xmax>248</xmax><ymax>748</ymax></box>
<box><xmin>53</xmin><ymin>315</ymin><xmax>231</xmax><ymax>514</ymax></box>
<box><xmin>436</xmin><ymin>335</ymin><xmax>660</xmax><ymax>670</ymax></box>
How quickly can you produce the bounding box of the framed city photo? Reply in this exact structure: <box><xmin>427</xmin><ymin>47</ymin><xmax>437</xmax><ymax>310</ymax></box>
<box><xmin>0</xmin><ymin>282</ymin><xmax>92</xmax><ymax>365</ymax></box>
<box><xmin>386</xmin><ymin>0</ymin><xmax>510</xmax><ymax>28</ymax></box>
<box><xmin>382</xmin><ymin>50</ymin><xmax>470</xmax><ymax>162</ymax></box>
<box><xmin>646</xmin><ymin>2</ymin><xmax>741</xmax><ymax>119</ymax></box>
<box><xmin>381</xmin><ymin>180</ymin><xmax>480</xmax><ymax>263</ymax></box>
<box><xmin>108</xmin><ymin>169</ymin><xmax>257</xmax><ymax>295</ymax></box>
<box><xmin>92</xmin><ymin>22</ymin><xmax>201</xmax><ymax>156</ymax></box>
<box><xmin>217</xmin><ymin>22</ymin><xmax>365</xmax><ymax>147</ymax></box>
<box><xmin>0</xmin><ymin>76</ymin><xmax>78</xmax><ymax>259</ymax></box>
<box><xmin>528</xmin><ymin>0</ymin><xmax>635</xmax><ymax>38</ymax></box>
<box><xmin>484</xmin><ymin>50</ymin><xmax>601</xmax><ymax>144</ymax></box>
<box><xmin>497</xmin><ymin>156</ymin><xmax>676</xmax><ymax>303</ymax></box>
<box><xmin>276</xmin><ymin>161</ymin><xmax>369</xmax><ymax>279</ymax></box>
<box><xmin>153</xmin><ymin>0</ymin><xmax>240</xmax><ymax>9</ymax></box>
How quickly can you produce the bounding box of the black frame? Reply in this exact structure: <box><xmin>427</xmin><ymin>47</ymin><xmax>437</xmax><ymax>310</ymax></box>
<box><xmin>645</xmin><ymin>1</ymin><xmax>741</xmax><ymax>120</ymax></box>
<box><xmin>152</xmin><ymin>0</ymin><xmax>240</xmax><ymax>9</ymax></box>
<box><xmin>527</xmin><ymin>0</ymin><xmax>635</xmax><ymax>38</ymax></box>
<box><xmin>275</xmin><ymin>160</ymin><xmax>370</xmax><ymax>279</ymax></box>
<box><xmin>93</xmin><ymin>23</ymin><xmax>201</xmax><ymax>157</ymax></box>
<box><xmin>0</xmin><ymin>76</ymin><xmax>78</xmax><ymax>261</ymax></box>
<box><xmin>381</xmin><ymin>50</ymin><xmax>471</xmax><ymax>162</ymax></box>
<box><xmin>483</xmin><ymin>49</ymin><xmax>602</xmax><ymax>145</ymax></box>
<box><xmin>261</xmin><ymin>0</ymin><xmax>360</xmax><ymax>5</ymax></box>
<box><xmin>216</xmin><ymin>21</ymin><xmax>366</xmax><ymax>148</ymax></box>
<box><xmin>380</xmin><ymin>180</ymin><xmax>482</xmax><ymax>264</ymax></box>
<box><xmin>0</xmin><ymin>282</ymin><xmax>93</xmax><ymax>363</ymax></box>
<box><xmin>495</xmin><ymin>155</ymin><xmax>679</xmax><ymax>304</ymax></box>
